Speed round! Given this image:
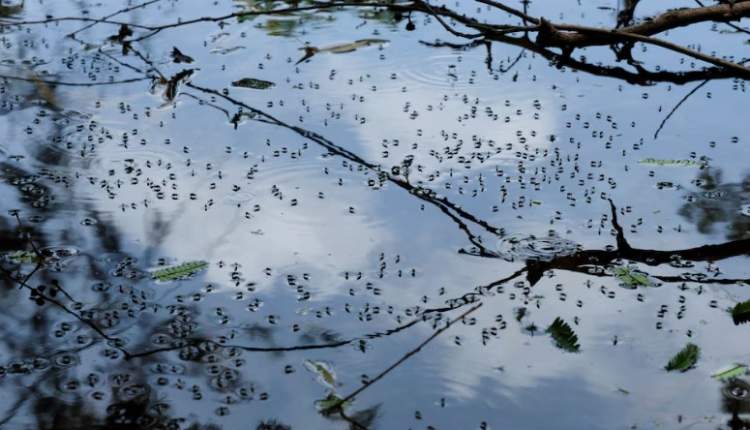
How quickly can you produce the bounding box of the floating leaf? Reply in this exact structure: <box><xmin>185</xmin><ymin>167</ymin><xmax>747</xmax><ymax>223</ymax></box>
<box><xmin>151</xmin><ymin>261</ymin><xmax>208</xmax><ymax>282</ymax></box>
<box><xmin>315</xmin><ymin>393</ymin><xmax>350</xmax><ymax>415</ymax></box>
<box><xmin>4</xmin><ymin>250</ymin><xmax>40</xmax><ymax>264</ymax></box>
<box><xmin>613</xmin><ymin>265</ymin><xmax>652</xmax><ymax>288</ymax></box>
<box><xmin>665</xmin><ymin>343</ymin><xmax>700</xmax><ymax>372</ymax></box>
<box><xmin>304</xmin><ymin>360</ymin><xmax>337</xmax><ymax>389</ymax></box>
<box><xmin>546</xmin><ymin>317</ymin><xmax>580</xmax><ymax>353</ymax></box>
<box><xmin>231</xmin><ymin>77</ymin><xmax>275</xmax><ymax>90</ymax></box>
<box><xmin>731</xmin><ymin>301</ymin><xmax>750</xmax><ymax>325</ymax></box>
<box><xmin>712</xmin><ymin>364</ymin><xmax>748</xmax><ymax>380</ymax></box>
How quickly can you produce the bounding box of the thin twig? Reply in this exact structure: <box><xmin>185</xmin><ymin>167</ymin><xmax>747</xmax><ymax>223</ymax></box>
<box><xmin>323</xmin><ymin>303</ymin><xmax>482</xmax><ymax>414</ymax></box>
<box><xmin>654</xmin><ymin>79</ymin><xmax>709</xmax><ymax>139</ymax></box>
<box><xmin>325</xmin><ymin>303</ymin><xmax>483</xmax><ymax>414</ymax></box>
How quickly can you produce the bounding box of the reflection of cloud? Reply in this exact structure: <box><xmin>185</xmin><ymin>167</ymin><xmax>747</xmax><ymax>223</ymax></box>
<box><xmin>80</xmin><ymin>151</ymin><xmax>391</xmax><ymax>298</ymax></box>
<box><xmin>320</xmin><ymin>52</ymin><xmax>558</xmax><ymax>183</ymax></box>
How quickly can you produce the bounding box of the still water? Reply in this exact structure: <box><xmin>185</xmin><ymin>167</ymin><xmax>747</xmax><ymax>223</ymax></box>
<box><xmin>0</xmin><ymin>1</ymin><xmax>749</xmax><ymax>428</ymax></box>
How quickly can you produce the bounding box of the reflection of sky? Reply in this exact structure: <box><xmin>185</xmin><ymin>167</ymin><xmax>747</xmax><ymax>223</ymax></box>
<box><xmin>0</xmin><ymin>0</ymin><xmax>749</xmax><ymax>429</ymax></box>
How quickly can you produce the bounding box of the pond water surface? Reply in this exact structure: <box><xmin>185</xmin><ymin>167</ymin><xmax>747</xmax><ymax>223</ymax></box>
<box><xmin>0</xmin><ymin>1</ymin><xmax>749</xmax><ymax>429</ymax></box>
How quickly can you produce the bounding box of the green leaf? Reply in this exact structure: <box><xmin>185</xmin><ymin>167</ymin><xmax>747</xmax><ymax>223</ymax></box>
<box><xmin>711</xmin><ymin>364</ymin><xmax>748</xmax><ymax>380</ymax></box>
<box><xmin>546</xmin><ymin>317</ymin><xmax>580</xmax><ymax>353</ymax></box>
<box><xmin>731</xmin><ymin>301</ymin><xmax>750</xmax><ymax>325</ymax></box>
<box><xmin>315</xmin><ymin>393</ymin><xmax>350</xmax><ymax>414</ymax></box>
<box><xmin>4</xmin><ymin>250</ymin><xmax>40</xmax><ymax>264</ymax></box>
<box><xmin>665</xmin><ymin>343</ymin><xmax>700</xmax><ymax>372</ymax></box>
<box><xmin>231</xmin><ymin>78</ymin><xmax>275</xmax><ymax>90</ymax></box>
<box><xmin>613</xmin><ymin>265</ymin><xmax>652</xmax><ymax>288</ymax></box>
<box><xmin>304</xmin><ymin>360</ymin><xmax>337</xmax><ymax>389</ymax></box>
<box><xmin>151</xmin><ymin>261</ymin><xmax>208</xmax><ymax>282</ymax></box>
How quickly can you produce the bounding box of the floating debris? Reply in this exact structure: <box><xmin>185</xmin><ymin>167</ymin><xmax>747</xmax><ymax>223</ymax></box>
<box><xmin>497</xmin><ymin>234</ymin><xmax>579</xmax><ymax>262</ymax></box>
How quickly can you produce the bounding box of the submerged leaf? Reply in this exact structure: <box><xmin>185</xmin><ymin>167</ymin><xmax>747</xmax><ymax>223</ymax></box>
<box><xmin>231</xmin><ymin>77</ymin><xmax>275</xmax><ymax>89</ymax></box>
<box><xmin>151</xmin><ymin>261</ymin><xmax>208</xmax><ymax>282</ymax></box>
<box><xmin>712</xmin><ymin>364</ymin><xmax>748</xmax><ymax>380</ymax></box>
<box><xmin>304</xmin><ymin>360</ymin><xmax>337</xmax><ymax>389</ymax></box>
<box><xmin>320</xmin><ymin>38</ymin><xmax>389</xmax><ymax>54</ymax></box>
<box><xmin>296</xmin><ymin>39</ymin><xmax>388</xmax><ymax>64</ymax></box>
<box><xmin>732</xmin><ymin>301</ymin><xmax>750</xmax><ymax>325</ymax></box>
<box><xmin>546</xmin><ymin>317</ymin><xmax>580</xmax><ymax>352</ymax></box>
<box><xmin>613</xmin><ymin>265</ymin><xmax>652</xmax><ymax>288</ymax></box>
<box><xmin>665</xmin><ymin>343</ymin><xmax>700</xmax><ymax>372</ymax></box>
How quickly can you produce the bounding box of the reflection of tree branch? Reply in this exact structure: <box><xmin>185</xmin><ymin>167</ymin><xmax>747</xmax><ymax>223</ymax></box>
<box><xmin>0</xmin><ymin>74</ymin><xmax>150</xmax><ymax>87</ymax></box>
<box><xmin>564</xmin><ymin>265</ymin><xmax>750</xmax><ymax>285</ymax></box>
<box><xmin>0</xmin><ymin>266</ymin><xmax>131</xmax><ymax>356</ymax></box>
<box><xmin>525</xmin><ymin>200</ymin><xmax>750</xmax><ymax>285</ymax></box>
<box><xmin>183</xmin><ymin>81</ymin><xmax>505</xmax><ymax>241</ymax></box>
<box><xmin>13</xmin><ymin>1</ymin><xmax>750</xmax><ymax>83</ymax></box>
<box><xmin>66</xmin><ymin>0</ymin><xmax>164</xmax><ymax>38</ymax></box>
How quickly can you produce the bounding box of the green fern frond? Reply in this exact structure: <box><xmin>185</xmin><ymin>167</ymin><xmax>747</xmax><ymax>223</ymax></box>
<box><xmin>546</xmin><ymin>317</ymin><xmax>580</xmax><ymax>353</ymax></box>
<box><xmin>151</xmin><ymin>261</ymin><xmax>208</xmax><ymax>282</ymax></box>
<box><xmin>665</xmin><ymin>343</ymin><xmax>700</xmax><ymax>372</ymax></box>
<box><xmin>731</xmin><ymin>301</ymin><xmax>750</xmax><ymax>325</ymax></box>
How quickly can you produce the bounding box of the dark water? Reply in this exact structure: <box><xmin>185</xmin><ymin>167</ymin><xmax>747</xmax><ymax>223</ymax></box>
<box><xmin>0</xmin><ymin>1</ymin><xmax>748</xmax><ymax>429</ymax></box>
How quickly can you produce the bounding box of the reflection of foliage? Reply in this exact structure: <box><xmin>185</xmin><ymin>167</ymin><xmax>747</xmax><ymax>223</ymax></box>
<box><xmin>234</xmin><ymin>0</ymin><xmax>333</xmax><ymax>36</ymax></box>
<box><xmin>665</xmin><ymin>343</ymin><xmax>700</xmax><ymax>372</ymax></box>
<box><xmin>679</xmin><ymin>168</ymin><xmax>750</xmax><ymax>240</ymax></box>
